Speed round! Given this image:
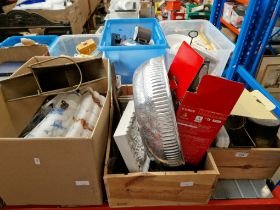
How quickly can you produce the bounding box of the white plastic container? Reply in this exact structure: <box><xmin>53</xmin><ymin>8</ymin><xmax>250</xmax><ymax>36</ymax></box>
<box><xmin>49</xmin><ymin>34</ymin><xmax>100</xmax><ymax>56</ymax></box>
<box><xmin>160</xmin><ymin>20</ymin><xmax>235</xmax><ymax>76</ymax></box>
<box><xmin>95</xmin><ymin>26</ymin><xmax>104</xmax><ymax>35</ymax></box>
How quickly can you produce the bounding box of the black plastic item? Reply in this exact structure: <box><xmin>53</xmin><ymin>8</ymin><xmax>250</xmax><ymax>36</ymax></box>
<box><xmin>225</xmin><ymin>116</ymin><xmax>256</xmax><ymax>148</ymax></box>
<box><xmin>0</xmin><ymin>196</ymin><xmax>5</xmax><ymax>209</ymax></box>
<box><xmin>245</xmin><ymin>117</ymin><xmax>280</xmax><ymax>148</ymax></box>
<box><xmin>111</xmin><ymin>33</ymin><xmax>122</xmax><ymax>46</ymax></box>
<box><xmin>188</xmin><ymin>30</ymin><xmax>198</xmax><ymax>46</ymax></box>
<box><xmin>133</xmin><ymin>26</ymin><xmax>152</xmax><ymax>45</ymax></box>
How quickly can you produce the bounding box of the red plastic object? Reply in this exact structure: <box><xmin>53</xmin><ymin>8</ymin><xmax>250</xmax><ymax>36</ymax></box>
<box><xmin>169</xmin><ymin>42</ymin><xmax>244</xmax><ymax>165</ymax></box>
<box><xmin>165</xmin><ymin>1</ymin><xmax>182</xmax><ymax>11</ymax></box>
<box><xmin>170</xmin><ymin>11</ymin><xmax>185</xmax><ymax>20</ymax></box>
<box><xmin>5</xmin><ymin>186</ymin><xmax>280</xmax><ymax>210</ymax></box>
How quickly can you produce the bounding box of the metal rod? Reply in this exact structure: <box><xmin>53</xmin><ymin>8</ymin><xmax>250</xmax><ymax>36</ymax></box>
<box><xmin>249</xmin><ymin>0</ymin><xmax>280</xmax><ymax>77</ymax></box>
<box><xmin>243</xmin><ymin>0</ymin><xmax>276</xmax><ymax>70</ymax></box>
<box><xmin>226</xmin><ymin>0</ymin><xmax>259</xmax><ymax>80</ymax></box>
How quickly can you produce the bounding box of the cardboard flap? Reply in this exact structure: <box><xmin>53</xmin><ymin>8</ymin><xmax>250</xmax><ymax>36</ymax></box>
<box><xmin>168</xmin><ymin>41</ymin><xmax>204</xmax><ymax>101</ymax></box>
<box><xmin>0</xmin><ymin>45</ymin><xmax>49</xmax><ymax>63</ymax></box>
<box><xmin>181</xmin><ymin>75</ymin><xmax>244</xmax><ymax>114</ymax></box>
<box><xmin>231</xmin><ymin>89</ymin><xmax>277</xmax><ymax>120</ymax></box>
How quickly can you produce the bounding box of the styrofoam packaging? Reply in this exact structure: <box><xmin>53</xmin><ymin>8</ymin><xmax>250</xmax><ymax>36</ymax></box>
<box><xmin>49</xmin><ymin>34</ymin><xmax>100</xmax><ymax>57</ymax></box>
<box><xmin>160</xmin><ymin>20</ymin><xmax>235</xmax><ymax>76</ymax></box>
<box><xmin>215</xmin><ymin>126</ymin><xmax>230</xmax><ymax>148</ymax></box>
<box><xmin>108</xmin><ymin>0</ymin><xmax>141</xmax><ymax>13</ymax></box>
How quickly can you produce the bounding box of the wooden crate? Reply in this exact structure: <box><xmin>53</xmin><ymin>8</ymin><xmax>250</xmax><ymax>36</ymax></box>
<box><xmin>210</xmin><ymin>148</ymin><xmax>280</xmax><ymax>179</ymax></box>
<box><xmin>104</xmin><ymin>137</ymin><xmax>220</xmax><ymax>207</ymax></box>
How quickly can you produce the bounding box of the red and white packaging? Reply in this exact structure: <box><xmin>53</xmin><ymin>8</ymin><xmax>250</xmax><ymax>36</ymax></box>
<box><xmin>169</xmin><ymin>42</ymin><xmax>244</xmax><ymax>165</ymax></box>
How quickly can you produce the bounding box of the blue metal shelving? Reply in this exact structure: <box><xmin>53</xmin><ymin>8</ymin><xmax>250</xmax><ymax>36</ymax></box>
<box><xmin>210</xmin><ymin>0</ymin><xmax>280</xmax><ymax>118</ymax></box>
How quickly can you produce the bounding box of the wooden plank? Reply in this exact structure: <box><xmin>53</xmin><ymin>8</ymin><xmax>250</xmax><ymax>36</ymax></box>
<box><xmin>210</xmin><ymin>148</ymin><xmax>280</xmax><ymax>179</ymax></box>
<box><xmin>104</xmin><ymin>172</ymin><xmax>217</xmax><ymax>207</ymax></box>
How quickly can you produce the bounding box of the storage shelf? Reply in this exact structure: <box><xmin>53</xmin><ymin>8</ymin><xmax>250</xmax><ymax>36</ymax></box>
<box><xmin>235</xmin><ymin>0</ymin><xmax>249</xmax><ymax>6</ymax></box>
<box><xmin>220</xmin><ymin>17</ymin><xmax>240</xmax><ymax>35</ymax></box>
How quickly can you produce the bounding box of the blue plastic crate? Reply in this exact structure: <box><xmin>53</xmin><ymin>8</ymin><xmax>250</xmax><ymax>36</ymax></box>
<box><xmin>49</xmin><ymin>34</ymin><xmax>100</xmax><ymax>56</ymax></box>
<box><xmin>0</xmin><ymin>35</ymin><xmax>58</xmax><ymax>48</ymax></box>
<box><xmin>98</xmin><ymin>18</ymin><xmax>169</xmax><ymax>84</ymax></box>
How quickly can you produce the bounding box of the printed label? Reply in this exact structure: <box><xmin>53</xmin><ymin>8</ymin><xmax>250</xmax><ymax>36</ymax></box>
<box><xmin>116</xmin><ymin>75</ymin><xmax>122</xmax><ymax>89</ymax></box>
<box><xmin>235</xmin><ymin>152</ymin><xmax>249</xmax><ymax>158</ymax></box>
<box><xmin>180</xmin><ymin>182</ymin><xmax>194</xmax><ymax>187</ymax></box>
<box><xmin>75</xmin><ymin>181</ymin><xmax>90</xmax><ymax>186</ymax></box>
<box><xmin>34</xmin><ymin>158</ymin><xmax>41</xmax><ymax>165</ymax></box>
<box><xmin>194</xmin><ymin>116</ymin><xmax>203</xmax><ymax>123</ymax></box>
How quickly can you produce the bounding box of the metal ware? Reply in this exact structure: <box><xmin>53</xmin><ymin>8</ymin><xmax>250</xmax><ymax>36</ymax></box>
<box><xmin>133</xmin><ymin>56</ymin><xmax>184</xmax><ymax>167</ymax></box>
<box><xmin>213</xmin><ymin>179</ymin><xmax>273</xmax><ymax>199</ymax></box>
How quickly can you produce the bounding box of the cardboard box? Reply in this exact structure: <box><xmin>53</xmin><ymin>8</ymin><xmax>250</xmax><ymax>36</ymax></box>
<box><xmin>88</xmin><ymin>0</ymin><xmax>101</xmax><ymax>14</ymax></box>
<box><xmin>21</xmin><ymin>0</ymin><xmax>90</xmax><ymax>34</ymax></box>
<box><xmin>140</xmin><ymin>1</ymin><xmax>154</xmax><ymax>18</ymax></box>
<box><xmin>0</xmin><ymin>45</ymin><xmax>49</xmax><ymax>63</ymax></box>
<box><xmin>0</xmin><ymin>57</ymin><xmax>111</xmax><ymax>206</ymax></box>
<box><xmin>104</xmin><ymin>139</ymin><xmax>219</xmax><ymax>207</ymax></box>
<box><xmin>2</xmin><ymin>3</ymin><xmax>16</xmax><ymax>13</ymax></box>
<box><xmin>0</xmin><ymin>45</ymin><xmax>49</xmax><ymax>80</ymax></box>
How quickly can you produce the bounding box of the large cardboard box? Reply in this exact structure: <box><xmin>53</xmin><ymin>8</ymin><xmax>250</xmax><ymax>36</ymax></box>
<box><xmin>19</xmin><ymin>0</ymin><xmax>90</xmax><ymax>34</ymax></box>
<box><xmin>0</xmin><ymin>45</ymin><xmax>49</xmax><ymax>63</ymax></box>
<box><xmin>0</xmin><ymin>45</ymin><xmax>49</xmax><ymax>81</ymax></box>
<box><xmin>88</xmin><ymin>0</ymin><xmax>101</xmax><ymax>14</ymax></box>
<box><xmin>0</xmin><ymin>56</ymin><xmax>111</xmax><ymax>206</ymax></box>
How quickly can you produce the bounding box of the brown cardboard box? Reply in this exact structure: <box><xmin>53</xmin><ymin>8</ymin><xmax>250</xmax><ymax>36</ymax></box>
<box><xmin>140</xmin><ymin>1</ymin><xmax>154</xmax><ymax>18</ymax></box>
<box><xmin>88</xmin><ymin>0</ymin><xmax>101</xmax><ymax>14</ymax></box>
<box><xmin>0</xmin><ymin>45</ymin><xmax>49</xmax><ymax>63</ymax></box>
<box><xmin>2</xmin><ymin>3</ymin><xmax>16</xmax><ymax>13</ymax></box>
<box><xmin>0</xmin><ymin>57</ymin><xmax>111</xmax><ymax>206</ymax></box>
<box><xmin>0</xmin><ymin>45</ymin><xmax>49</xmax><ymax>81</ymax></box>
<box><xmin>21</xmin><ymin>0</ymin><xmax>90</xmax><ymax>34</ymax></box>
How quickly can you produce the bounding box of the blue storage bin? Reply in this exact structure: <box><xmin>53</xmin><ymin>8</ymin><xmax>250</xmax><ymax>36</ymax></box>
<box><xmin>0</xmin><ymin>35</ymin><xmax>58</xmax><ymax>48</ymax></box>
<box><xmin>98</xmin><ymin>18</ymin><xmax>169</xmax><ymax>84</ymax></box>
<box><xmin>49</xmin><ymin>34</ymin><xmax>100</xmax><ymax>56</ymax></box>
